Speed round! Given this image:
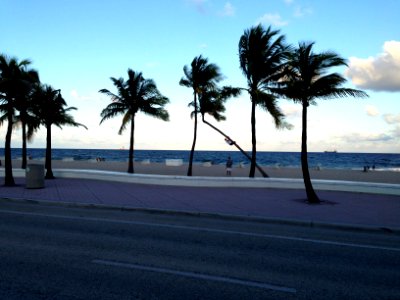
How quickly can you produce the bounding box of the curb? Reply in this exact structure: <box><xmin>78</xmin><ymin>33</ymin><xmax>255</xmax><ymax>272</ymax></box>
<box><xmin>1</xmin><ymin>197</ymin><xmax>399</xmax><ymax>235</ymax></box>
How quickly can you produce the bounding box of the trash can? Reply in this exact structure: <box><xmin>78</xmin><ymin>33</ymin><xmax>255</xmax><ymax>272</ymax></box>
<box><xmin>26</xmin><ymin>164</ymin><xmax>45</xmax><ymax>189</ymax></box>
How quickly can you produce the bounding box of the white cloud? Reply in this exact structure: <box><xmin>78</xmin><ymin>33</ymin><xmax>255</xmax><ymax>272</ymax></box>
<box><xmin>345</xmin><ymin>40</ymin><xmax>400</xmax><ymax>92</ymax></box>
<box><xmin>70</xmin><ymin>89</ymin><xmax>79</xmax><ymax>98</ymax></box>
<box><xmin>145</xmin><ymin>61</ymin><xmax>159</xmax><ymax>68</ymax></box>
<box><xmin>281</xmin><ymin>103</ymin><xmax>301</xmax><ymax>118</ymax></box>
<box><xmin>392</xmin><ymin>125</ymin><xmax>400</xmax><ymax>138</ymax></box>
<box><xmin>341</xmin><ymin>132</ymin><xmax>393</xmax><ymax>143</ymax></box>
<box><xmin>383</xmin><ymin>113</ymin><xmax>400</xmax><ymax>124</ymax></box>
<box><xmin>293</xmin><ymin>5</ymin><xmax>312</xmax><ymax>17</ymax></box>
<box><xmin>199</xmin><ymin>43</ymin><xmax>208</xmax><ymax>49</ymax></box>
<box><xmin>282</xmin><ymin>0</ymin><xmax>312</xmax><ymax>18</ymax></box>
<box><xmin>365</xmin><ymin>105</ymin><xmax>379</xmax><ymax>117</ymax></box>
<box><xmin>188</xmin><ymin>0</ymin><xmax>208</xmax><ymax>14</ymax></box>
<box><xmin>70</xmin><ymin>89</ymin><xmax>93</xmax><ymax>101</ymax></box>
<box><xmin>257</xmin><ymin>13</ymin><xmax>288</xmax><ymax>27</ymax></box>
<box><xmin>221</xmin><ymin>2</ymin><xmax>235</xmax><ymax>17</ymax></box>
<box><xmin>188</xmin><ymin>0</ymin><xmax>235</xmax><ymax>17</ymax></box>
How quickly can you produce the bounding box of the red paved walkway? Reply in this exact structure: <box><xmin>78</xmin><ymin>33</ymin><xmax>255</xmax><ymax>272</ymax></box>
<box><xmin>1</xmin><ymin>177</ymin><xmax>399</xmax><ymax>231</ymax></box>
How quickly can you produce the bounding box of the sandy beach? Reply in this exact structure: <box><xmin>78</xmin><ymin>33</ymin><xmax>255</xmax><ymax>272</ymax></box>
<box><xmin>13</xmin><ymin>159</ymin><xmax>398</xmax><ymax>184</ymax></box>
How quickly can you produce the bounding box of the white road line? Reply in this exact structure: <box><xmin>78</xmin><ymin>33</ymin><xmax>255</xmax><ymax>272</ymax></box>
<box><xmin>1</xmin><ymin>209</ymin><xmax>399</xmax><ymax>252</ymax></box>
<box><xmin>92</xmin><ymin>259</ymin><xmax>297</xmax><ymax>293</ymax></box>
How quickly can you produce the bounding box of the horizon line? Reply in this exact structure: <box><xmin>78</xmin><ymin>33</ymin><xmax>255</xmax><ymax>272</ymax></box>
<box><xmin>1</xmin><ymin>147</ymin><xmax>398</xmax><ymax>155</ymax></box>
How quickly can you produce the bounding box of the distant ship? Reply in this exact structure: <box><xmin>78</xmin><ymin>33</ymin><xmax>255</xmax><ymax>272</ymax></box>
<box><xmin>324</xmin><ymin>150</ymin><xmax>337</xmax><ymax>153</ymax></box>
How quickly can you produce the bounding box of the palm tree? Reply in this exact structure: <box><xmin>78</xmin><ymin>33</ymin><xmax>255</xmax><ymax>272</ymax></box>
<box><xmin>179</xmin><ymin>55</ymin><xmax>222</xmax><ymax>176</ymax></box>
<box><xmin>239</xmin><ymin>24</ymin><xmax>290</xmax><ymax>177</ymax></box>
<box><xmin>31</xmin><ymin>84</ymin><xmax>87</xmax><ymax>179</ymax></box>
<box><xmin>15</xmin><ymin>67</ymin><xmax>40</xmax><ymax>169</ymax></box>
<box><xmin>0</xmin><ymin>54</ymin><xmax>37</xmax><ymax>186</ymax></box>
<box><xmin>100</xmin><ymin>69</ymin><xmax>169</xmax><ymax>174</ymax></box>
<box><xmin>195</xmin><ymin>87</ymin><xmax>269</xmax><ymax>177</ymax></box>
<box><xmin>277</xmin><ymin>42</ymin><xmax>368</xmax><ymax>203</ymax></box>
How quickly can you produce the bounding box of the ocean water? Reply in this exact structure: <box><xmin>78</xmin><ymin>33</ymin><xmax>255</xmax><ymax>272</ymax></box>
<box><xmin>1</xmin><ymin>148</ymin><xmax>399</xmax><ymax>171</ymax></box>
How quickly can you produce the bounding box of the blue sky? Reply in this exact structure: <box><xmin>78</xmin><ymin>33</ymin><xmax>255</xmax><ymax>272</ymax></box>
<box><xmin>1</xmin><ymin>0</ymin><xmax>399</xmax><ymax>152</ymax></box>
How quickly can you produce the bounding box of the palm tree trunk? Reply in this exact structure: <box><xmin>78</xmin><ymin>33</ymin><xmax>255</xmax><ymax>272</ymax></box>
<box><xmin>127</xmin><ymin>116</ymin><xmax>135</xmax><ymax>173</ymax></box>
<box><xmin>249</xmin><ymin>94</ymin><xmax>257</xmax><ymax>178</ymax></box>
<box><xmin>187</xmin><ymin>93</ymin><xmax>198</xmax><ymax>176</ymax></box>
<box><xmin>45</xmin><ymin>124</ymin><xmax>55</xmax><ymax>179</ymax></box>
<box><xmin>4</xmin><ymin>110</ymin><xmax>15</xmax><ymax>186</ymax></box>
<box><xmin>21</xmin><ymin>119</ymin><xmax>27</xmax><ymax>169</ymax></box>
<box><xmin>301</xmin><ymin>102</ymin><xmax>320</xmax><ymax>204</ymax></box>
<box><xmin>202</xmin><ymin>115</ymin><xmax>268</xmax><ymax>177</ymax></box>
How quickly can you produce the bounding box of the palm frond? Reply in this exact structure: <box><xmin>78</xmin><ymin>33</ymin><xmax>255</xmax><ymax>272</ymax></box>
<box><xmin>239</xmin><ymin>24</ymin><xmax>289</xmax><ymax>94</ymax></box>
<box><xmin>118</xmin><ymin>112</ymin><xmax>132</xmax><ymax>135</ymax></box>
<box><xmin>317</xmin><ymin>88</ymin><xmax>368</xmax><ymax>100</ymax></box>
<box><xmin>179</xmin><ymin>78</ymin><xmax>192</xmax><ymax>88</ymax></box>
<box><xmin>143</xmin><ymin>107</ymin><xmax>170</xmax><ymax>121</ymax></box>
<box><xmin>0</xmin><ymin>113</ymin><xmax>7</xmax><ymax>125</ymax></box>
<box><xmin>99</xmin><ymin>69</ymin><xmax>169</xmax><ymax>131</ymax></box>
<box><xmin>219</xmin><ymin>86</ymin><xmax>242</xmax><ymax>99</ymax></box>
<box><xmin>29</xmin><ymin>84</ymin><xmax>87</xmax><ymax>131</ymax></box>
<box><xmin>256</xmin><ymin>91</ymin><xmax>285</xmax><ymax>128</ymax></box>
<box><xmin>99</xmin><ymin>88</ymin><xmax>122</xmax><ymax>102</ymax></box>
<box><xmin>277</xmin><ymin>41</ymin><xmax>368</xmax><ymax>105</ymax></box>
<box><xmin>196</xmin><ymin>85</ymin><xmax>241</xmax><ymax>122</ymax></box>
<box><xmin>99</xmin><ymin>103</ymin><xmax>127</xmax><ymax>124</ymax></box>
<box><xmin>63</xmin><ymin>107</ymin><xmax>77</xmax><ymax>113</ymax></box>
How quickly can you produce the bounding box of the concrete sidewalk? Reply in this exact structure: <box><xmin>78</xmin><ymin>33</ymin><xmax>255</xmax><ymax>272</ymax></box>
<box><xmin>0</xmin><ymin>169</ymin><xmax>399</xmax><ymax>232</ymax></box>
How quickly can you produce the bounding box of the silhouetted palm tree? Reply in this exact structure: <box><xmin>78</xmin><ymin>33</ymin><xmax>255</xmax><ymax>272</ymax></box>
<box><xmin>277</xmin><ymin>42</ymin><xmax>368</xmax><ymax>203</ymax></box>
<box><xmin>100</xmin><ymin>69</ymin><xmax>169</xmax><ymax>173</ymax></box>
<box><xmin>180</xmin><ymin>55</ymin><xmax>222</xmax><ymax>176</ymax></box>
<box><xmin>31</xmin><ymin>84</ymin><xmax>87</xmax><ymax>179</ymax></box>
<box><xmin>15</xmin><ymin>67</ymin><xmax>40</xmax><ymax>169</ymax></box>
<box><xmin>0</xmin><ymin>54</ymin><xmax>37</xmax><ymax>185</ymax></box>
<box><xmin>239</xmin><ymin>24</ymin><xmax>290</xmax><ymax>177</ymax></box>
<box><xmin>194</xmin><ymin>87</ymin><xmax>269</xmax><ymax>177</ymax></box>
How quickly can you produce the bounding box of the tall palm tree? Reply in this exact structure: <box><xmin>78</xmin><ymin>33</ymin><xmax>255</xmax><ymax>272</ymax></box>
<box><xmin>0</xmin><ymin>54</ymin><xmax>37</xmax><ymax>186</ymax></box>
<box><xmin>239</xmin><ymin>24</ymin><xmax>290</xmax><ymax>177</ymax></box>
<box><xmin>277</xmin><ymin>42</ymin><xmax>368</xmax><ymax>203</ymax></box>
<box><xmin>31</xmin><ymin>84</ymin><xmax>87</xmax><ymax>179</ymax></box>
<box><xmin>15</xmin><ymin>66</ymin><xmax>40</xmax><ymax>169</ymax></box>
<box><xmin>100</xmin><ymin>69</ymin><xmax>169</xmax><ymax>173</ymax></box>
<box><xmin>180</xmin><ymin>55</ymin><xmax>222</xmax><ymax>176</ymax></box>
<box><xmin>195</xmin><ymin>87</ymin><xmax>269</xmax><ymax>177</ymax></box>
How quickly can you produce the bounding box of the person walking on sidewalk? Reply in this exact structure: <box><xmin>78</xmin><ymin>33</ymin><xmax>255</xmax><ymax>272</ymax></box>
<box><xmin>226</xmin><ymin>156</ymin><xmax>233</xmax><ymax>176</ymax></box>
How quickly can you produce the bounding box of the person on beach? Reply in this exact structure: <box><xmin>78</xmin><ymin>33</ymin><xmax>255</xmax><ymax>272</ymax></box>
<box><xmin>226</xmin><ymin>156</ymin><xmax>233</xmax><ymax>176</ymax></box>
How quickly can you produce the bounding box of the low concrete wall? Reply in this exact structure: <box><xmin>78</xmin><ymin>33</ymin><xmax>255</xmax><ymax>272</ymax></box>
<box><xmin>165</xmin><ymin>159</ymin><xmax>183</xmax><ymax>166</ymax></box>
<box><xmin>1</xmin><ymin>168</ymin><xmax>399</xmax><ymax>195</ymax></box>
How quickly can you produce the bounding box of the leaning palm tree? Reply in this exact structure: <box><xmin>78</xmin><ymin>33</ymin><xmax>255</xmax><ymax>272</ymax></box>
<box><xmin>179</xmin><ymin>55</ymin><xmax>222</xmax><ymax>176</ymax></box>
<box><xmin>31</xmin><ymin>84</ymin><xmax>87</xmax><ymax>179</ymax></box>
<box><xmin>100</xmin><ymin>69</ymin><xmax>169</xmax><ymax>173</ymax></box>
<box><xmin>277</xmin><ymin>42</ymin><xmax>368</xmax><ymax>203</ymax></box>
<box><xmin>239</xmin><ymin>24</ymin><xmax>290</xmax><ymax>177</ymax></box>
<box><xmin>0</xmin><ymin>54</ymin><xmax>37</xmax><ymax>185</ymax></box>
<box><xmin>195</xmin><ymin>87</ymin><xmax>269</xmax><ymax>177</ymax></box>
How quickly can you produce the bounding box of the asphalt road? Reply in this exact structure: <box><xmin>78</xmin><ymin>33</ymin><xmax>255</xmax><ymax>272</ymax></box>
<box><xmin>0</xmin><ymin>200</ymin><xmax>399</xmax><ymax>299</ymax></box>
